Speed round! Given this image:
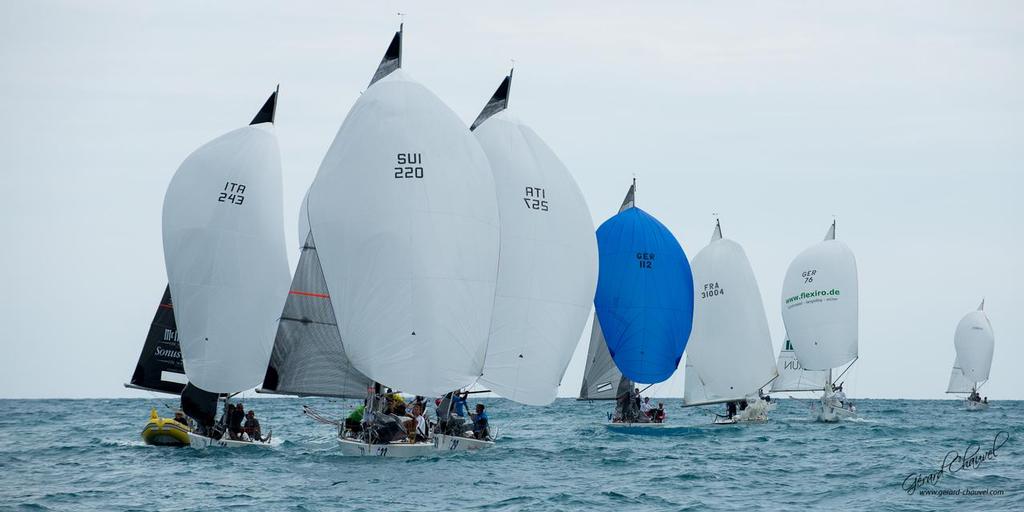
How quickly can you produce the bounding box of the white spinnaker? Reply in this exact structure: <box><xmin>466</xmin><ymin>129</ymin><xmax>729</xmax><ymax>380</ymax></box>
<box><xmin>953</xmin><ymin>304</ymin><xmax>994</xmax><ymax>385</ymax></box>
<box><xmin>162</xmin><ymin>124</ymin><xmax>290</xmax><ymax>393</ymax></box>
<box><xmin>780</xmin><ymin>224</ymin><xmax>858</xmax><ymax>371</ymax></box>
<box><xmin>946</xmin><ymin>357</ymin><xmax>974</xmax><ymax>394</ymax></box>
<box><xmin>474</xmin><ymin>110</ymin><xmax>598</xmax><ymax>406</ymax></box>
<box><xmin>770</xmin><ymin>345</ymin><xmax>829</xmax><ymax>392</ymax></box>
<box><xmin>297</xmin><ymin>188</ymin><xmax>310</xmax><ymax>247</ymax></box>
<box><xmin>684</xmin><ymin>225</ymin><xmax>777</xmax><ymax>405</ymax></box>
<box><xmin>308</xmin><ymin>70</ymin><xmax>500</xmax><ymax>397</ymax></box>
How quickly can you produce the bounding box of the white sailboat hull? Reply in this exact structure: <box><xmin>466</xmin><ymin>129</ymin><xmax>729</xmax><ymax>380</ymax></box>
<box><xmin>814</xmin><ymin>397</ymin><xmax>857</xmax><ymax>423</ymax></box>
<box><xmin>337</xmin><ymin>436</ymin><xmax>436</xmax><ymax>458</ymax></box>
<box><xmin>187</xmin><ymin>432</ymin><xmax>273</xmax><ymax>449</ymax></box>
<box><xmin>432</xmin><ymin>433</ymin><xmax>495</xmax><ymax>452</ymax></box>
<box><xmin>964</xmin><ymin>399</ymin><xmax>989</xmax><ymax>411</ymax></box>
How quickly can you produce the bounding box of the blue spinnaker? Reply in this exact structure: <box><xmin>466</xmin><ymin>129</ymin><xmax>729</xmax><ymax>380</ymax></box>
<box><xmin>594</xmin><ymin>207</ymin><xmax>693</xmax><ymax>384</ymax></box>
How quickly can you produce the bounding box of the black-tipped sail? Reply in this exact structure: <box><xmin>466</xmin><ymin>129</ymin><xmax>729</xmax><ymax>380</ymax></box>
<box><xmin>250</xmin><ymin>87</ymin><xmax>279</xmax><ymax>125</ymax></box>
<box><xmin>127</xmin><ymin>286</ymin><xmax>187</xmax><ymax>395</ymax></box>
<box><xmin>578</xmin><ymin>184</ymin><xmax>637</xmax><ymax>400</ymax></box>
<box><xmin>369</xmin><ymin>26</ymin><xmax>403</xmax><ymax>87</ymax></box>
<box><xmin>260</xmin><ymin>231</ymin><xmax>373</xmax><ymax>398</ymax></box>
<box><xmin>180</xmin><ymin>383</ymin><xmax>219</xmax><ymax>427</ymax></box>
<box><xmin>470</xmin><ymin>71</ymin><xmax>512</xmax><ymax>131</ymax></box>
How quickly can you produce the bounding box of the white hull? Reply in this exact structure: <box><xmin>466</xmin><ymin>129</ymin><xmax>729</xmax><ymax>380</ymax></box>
<box><xmin>187</xmin><ymin>432</ymin><xmax>273</xmax><ymax>449</ymax></box>
<box><xmin>815</xmin><ymin>397</ymin><xmax>857</xmax><ymax>423</ymax></box>
<box><xmin>337</xmin><ymin>436</ymin><xmax>435</xmax><ymax>457</ymax></box>
<box><xmin>432</xmin><ymin>433</ymin><xmax>495</xmax><ymax>452</ymax></box>
<box><xmin>964</xmin><ymin>399</ymin><xmax>989</xmax><ymax>411</ymax></box>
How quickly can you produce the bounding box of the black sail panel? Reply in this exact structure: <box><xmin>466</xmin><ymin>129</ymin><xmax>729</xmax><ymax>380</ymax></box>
<box><xmin>369</xmin><ymin>26</ymin><xmax>402</xmax><ymax>87</ymax></box>
<box><xmin>128</xmin><ymin>286</ymin><xmax>187</xmax><ymax>395</ymax></box>
<box><xmin>261</xmin><ymin>232</ymin><xmax>373</xmax><ymax>398</ymax></box>
<box><xmin>470</xmin><ymin>71</ymin><xmax>512</xmax><ymax>131</ymax></box>
<box><xmin>180</xmin><ymin>383</ymin><xmax>219</xmax><ymax>427</ymax></box>
<box><xmin>249</xmin><ymin>87</ymin><xmax>279</xmax><ymax>125</ymax></box>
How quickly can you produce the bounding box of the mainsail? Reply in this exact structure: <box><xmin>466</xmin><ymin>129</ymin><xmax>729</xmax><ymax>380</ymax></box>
<box><xmin>307</xmin><ymin>27</ymin><xmax>500</xmax><ymax>397</ymax></box>
<box><xmin>127</xmin><ymin>286</ymin><xmax>187</xmax><ymax>394</ymax></box>
<box><xmin>162</xmin><ymin>89</ymin><xmax>290</xmax><ymax>394</ymax></box>
<box><xmin>770</xmin><ymin>337</ymin><xmax>829</xmax><ymax>392</ymax></box>
<box><xmin>592</xmin><ymin>183</ymin><xmax>693</xmax><ymax>384</ymax></box>
<box><xmin>683</xmin><ymin>221</ymin><xmax>778</xmax><ymax>406</ymax></box>
<box><xmin>952</xmin><ymin>300</ymin><xmax>994</xmax><ymax>386</ymax></box>
<box><xmin>946</xmin><ymin>356</ymin><xmax>975</xmax><ymax>394</ymax></box>
<box><xmin>578</xmin><ymin>185</ymin><xmax>635</xmax><ymax>400</ymax></box>
<box><xmin>260</xmin><ymin>232</ymin><xmax>373</xmax><ymax>398</ymax></box>
<box><xmin>780</xmin><ymin>221</ymin><xmax>858</xmax><ymax>372</ymax></box>
<box><xmin>472</xmin><ymin>70</ymin><xmax>598</xmax><ymax>406</ymax></box>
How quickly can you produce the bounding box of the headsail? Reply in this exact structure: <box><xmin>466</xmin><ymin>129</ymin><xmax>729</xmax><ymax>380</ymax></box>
<box><xmin>307</xmin><ymin>32</ymin><xmax>500</xmax><ymax>397</ymax></box>
<box><xmin>683</xmin><ymin>221</ymin><xmax>778</xmax><ymax>406</ymax></box>
<box><xmin>578</xmin><ymin>185</ymin><xmax>636</xmax><ymax>400</ymax></box>
<box><xmin>593</xmin><ymin>186</ymin><xmax>693</xmax><ymax>384</ymax></box>
<box><xmin>780</xmin><ymin>222</ymin><xmax>858</xmax><ymax>371</ymax></box>
<box><xmin>162</xmin><ymin>91</ymin><xmax>291</xmax><ymax>393</ymax></box>
<box><xmin>180</xmin><ymin>383</ymin><xmax>219</xmax><ymax>427</ymax></box>
<box><xmin>127</xmin><ymin>286</ymin><xmax>187</xmax><ymax>395</ymax></box>
<box><xmin>472</xmin><ymin>71</ymin><xmax>598</xmax><ymax>406</ymax></box>
<box><xmin>952</xmin><ymin>301</ymin><xmax>994</xmax><ymax>385</ymax></box>
<box><xmin>770</xmin><ymin>337</ymin><xmax>829</xmax><ymax>392</ymax></box>
<box><xmin>260</xmin><ymin>232</ymin><xmax>373</xmax><ymax>398</ymax></box>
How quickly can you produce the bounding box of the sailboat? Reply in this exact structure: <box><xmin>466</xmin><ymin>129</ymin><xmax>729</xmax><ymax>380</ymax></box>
<box><xmin>423</xmin><ymin>69</ymin><xmax>600</xmax><ymax>450</ymax></box>
<box><xmin>780</xmin><ymin>221</ymin><xmax>859</xmax><ymax>422</ymax></box>
<box><xmin>580</xmin><ymin>181</ymin><xmax>694</xmax><ymax>428</ymax></box>
<box><xmin>125</xmin><ymin>286</ymin><xmax>191</xmax><ymax>446</ymax></box>
<box><xmin>306</xmin><ymin>26</ymin><xmax>501</xmax><ymax>457</ymax></box>
<box><xmin>682</xmin><ymin>220</ymin><xmax>778</xmax><ymax>425</ymax></box>
<box><xmin>947</xmin><ymin>300</ymin><xmax>994</xmax><ymax>411</ymax></box>
<box><xmin>162</xmin><ymin>88</ymin><xmax>291</xmax><ymax>448</ymax></box>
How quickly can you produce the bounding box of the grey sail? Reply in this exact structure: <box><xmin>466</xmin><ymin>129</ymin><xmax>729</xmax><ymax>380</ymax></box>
<box><xmin>470</xmin><ymin>70</ymin><xmax>511</xmax><ymax>131</ymax></box>
<box><xmin>578</xmin><ymin>183</ymin><xmax>636</xmax><ymax>400</ymax></box>
<box><xmin>368</xmin><ymin>25</ymin><xmax>402</xmax><ymax>87</ymax></box>
<box><xmin>260</xmin><ymin>231</ymin><xmax>372</xmax><ymax>398</ymax></box>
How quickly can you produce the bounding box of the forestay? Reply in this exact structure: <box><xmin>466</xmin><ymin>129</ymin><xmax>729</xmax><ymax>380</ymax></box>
<box><xmin>472</xmin><ymin>72</ymin><xmax>598</xmax><ymax>406</ymax></box>
<box><xmin>307</xmin><ymin>30</ymin><xmax>499</xmax><ymax>397</ymax></box>
<box><xmin>780</xmin><ymin>222</ymin><xmax>858</xmax><ymax>371</ymax></box>
<box><xmin>683</xmin><ymin>222</ymin><xmax>777</xmax><ymax>405</ymax></box>
<box><xmin>162</xmin><ymin>90</ymin><xmax>290</xmax><ymax>393</ymax></box>
<box><xmin>593</xmin><ymin>197</ymin><xmax>693</xmax><ymax>384</ymax></box>
<box><xmin>261</xmin><ymin>232</ymin><xmax>373</xmax><ymax>399</ymax></box>
<box><xmin>578</xmin><ymin>185</ymin><xmax>635</xmax><ymax>400</ymax></box>
<box><xmin>953</xmin><ymin>300</ymin><xmax>994</xmax><ymax>385</ymax></box>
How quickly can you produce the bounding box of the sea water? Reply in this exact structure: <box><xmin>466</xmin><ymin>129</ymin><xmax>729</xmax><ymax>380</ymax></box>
<box><xmin>0</xmin><ymin>398</ymin><xmax>1020</xmax><ymax>511</ymax></box>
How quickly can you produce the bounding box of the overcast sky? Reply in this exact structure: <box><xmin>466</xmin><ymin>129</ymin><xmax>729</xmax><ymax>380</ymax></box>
<box><xmin>1</xmin><ymin>1</ymin><xmax>1020</xmax><ymax>399</ymax></box>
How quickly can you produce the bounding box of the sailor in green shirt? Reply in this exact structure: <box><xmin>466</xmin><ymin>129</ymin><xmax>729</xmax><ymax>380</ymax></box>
<box><xmin>345</xmin><ymin>404</ymin><xmax>365</xmax><ymax>433</ymax></box>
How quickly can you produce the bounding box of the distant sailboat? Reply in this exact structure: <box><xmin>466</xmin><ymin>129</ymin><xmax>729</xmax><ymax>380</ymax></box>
<box><xmin>472</xmin><ymin>69</ymin><xmax>598</xmax><ymax>410</ymax></box>
<box><xmin>162</xmin><ymin>88</ymin><xmax>291</xmax><ymax>447</ymax></box>
<box><xmin>581</xmin><ymin>181</ymin><xmax>694</xmax><ymax>427</ymax></box>
<box><xmin>306</xmin><ymin>26</ymin><xmax>500</xmax><ymax>457</ymax></box>
<box><xmin>947</xmin><ymin>300</ymin><xmax>994</xmax><ymax>411</ymax></box>
<box><xmin>780</xmin><ymin>221</ymin><xmax>859</xmax><ymax>422</ymax></box>
<box><xmin>682</xmin><ymin>220</ymin><xmax>778</xmax><ymax>424</ymax></box>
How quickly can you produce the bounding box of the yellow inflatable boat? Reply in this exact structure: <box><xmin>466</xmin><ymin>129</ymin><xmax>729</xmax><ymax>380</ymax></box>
<box><xmin>141</xmin><ymin>408</ymin><xmax>191</xmax><ymax>446</ymax></box>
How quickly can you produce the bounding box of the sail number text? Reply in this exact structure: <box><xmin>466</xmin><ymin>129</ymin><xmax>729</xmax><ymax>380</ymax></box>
<box><xmin>637</xmin><ymin>252</ymin><xmax>655</xmax><ymax>269</ymax></box>
<box><xmin>394</xmin><ymin>153</ymin><xmax>424</xmax><ymax>179</ymax></box>
<box><xmin>218</xmin><ymin>182</ymin><xmax>246</xmax><ymax>205</ymax></box>
<box><xmin>700</xmin><ymin>282</ymin><xmax>724</xmax><ymax>299</ymax></box>
<box><xmin>802</xmin><ymin>269</ymin><xmax>817</xmax><ymax>283</ymax></box>
<box><xmin>524</xmin><ymin>187</ymin><xmax>549</xmax><ymax>211</ymax></box>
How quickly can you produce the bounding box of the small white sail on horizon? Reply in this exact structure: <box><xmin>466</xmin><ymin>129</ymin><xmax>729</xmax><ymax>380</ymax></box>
<box><xmin>472</xmin><ymin>70</ymin><xmax>599</xmax><ymax>406</ymax></box>
<box><xmin>683</xmin><ymin>220</ymin><xmax>778</xmax><ymax>406</ymax></box>
<box><xmin>162</xmin><ymin>90</ymin><xmax>290</xmax><ymax>394</ymax></box>
<box><xmin>951</xmin><ymin>300</ymin><xmax>994</xmax><ymax>389</ymax></box>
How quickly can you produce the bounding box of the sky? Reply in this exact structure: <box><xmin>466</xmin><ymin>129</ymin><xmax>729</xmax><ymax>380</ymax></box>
<box><xmin>1</xmin><ymin>1</ymin><xmax>1021</xmax><ymax>399</ymax></box>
